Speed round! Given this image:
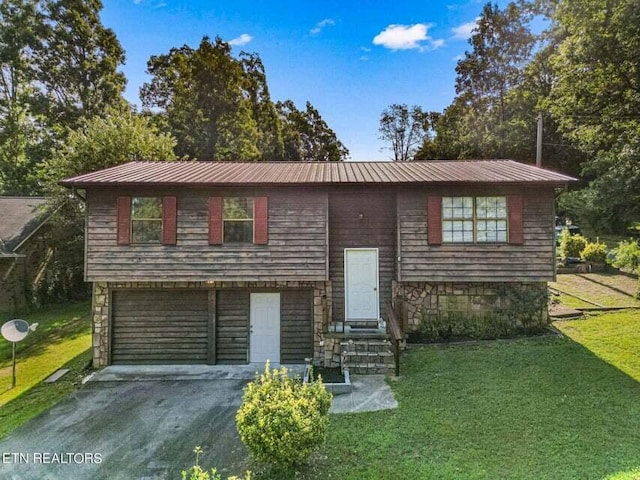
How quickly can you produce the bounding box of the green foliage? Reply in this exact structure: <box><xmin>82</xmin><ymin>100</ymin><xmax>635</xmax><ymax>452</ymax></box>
<box><xmin>609</xmin><ymin>240</ymin><xmax>640</xmax><ymax>274</ymax></box>
<box><xmin>415</xmin><ymin>311</ymin><xmax>515</xmax><ymax>342</ymax></box>
<box><xmin>236</xmin><ymin>362</ymin><xmax>331</xmax><ymax>468</ymax></box>
<box><xmin>276</xmin><ymin>100</ymin><xmax>349</xmax><ymax>162</ymax></box>
<box><xmin>39</xmin><ymin>107</ymin><xmax>177</xmax><ymax>193</ymax></box>
<box><xmin>558</xmin><ymin>229</ymin><xmax>588</xmax><ymax>259</ymax></box>
<box><xmin>0</xmin><ymin>0</ymin><xmax>126</xmax><ymax>196</ymax></box>
<box><xmin>413</xmin><ymin>284</ymin><xmax>549</xmax><ymax>342</ymax></box>
<box><xmin>142</xmin><ymin>36</ymin><xmax>347</xmax><ymax>162</ymax></box>
<box><xmin>181</xmin><ymin>447</ymin><xmax>251</xmax><ymax>480</ymax></box>
<box><xmin>378</xmin><ymin>104</ymin><xmax>437</xmax><ymax>161</ymax></box>
<box><xmin>581</xmin><ymin>241</ymin><xmax>607</xmax><ymax>263</ymax></box>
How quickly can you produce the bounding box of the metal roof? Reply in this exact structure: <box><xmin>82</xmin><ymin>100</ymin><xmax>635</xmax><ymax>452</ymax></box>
<box><xmin>61</xmin><ymin>160</ymin><xmax>577</xmax><ymax>188</ymax></box>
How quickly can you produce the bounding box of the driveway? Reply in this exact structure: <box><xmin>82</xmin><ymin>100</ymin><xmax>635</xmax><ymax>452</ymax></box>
<box><xmin>0</xmin><ymin>377</ymin><xmax>250</xmax><ymax>480</ymax></box>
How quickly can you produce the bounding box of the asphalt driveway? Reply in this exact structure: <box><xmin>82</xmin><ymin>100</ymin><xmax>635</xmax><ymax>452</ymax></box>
<box><xmin>0</xmin><ymin>378</ymin><xmax>249</xmax><ymax>480</ymax></box>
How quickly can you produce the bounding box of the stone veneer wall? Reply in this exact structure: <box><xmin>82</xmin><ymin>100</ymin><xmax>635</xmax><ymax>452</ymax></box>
<box><xmin>393</xmin><ymin>280</ymin><xmax>548</xmax><ymax>330</ymax></box>
<box><xmin>92</xmin><ymin>280</ymin><xmax>331</xmax><ymax>368</ymax></box>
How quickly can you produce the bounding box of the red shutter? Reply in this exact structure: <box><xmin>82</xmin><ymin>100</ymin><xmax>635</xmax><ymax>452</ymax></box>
<box><xmin>427</xmin><ymin>196</ymin><xmax>442</xmax><ymax>245</ymax></box>
<box><xmin>116</xmin><ymin>196</ymin><xmax>131</xmax><ymax>246</ymax></box>
<box><xmin>508</xmin><ymin>195</ymin><xmax>524</xmax><ymax>245</ymax></box>
<box><xmin>254</xmin><ymin>196</ymin><xmax>269</xmax><ymax>245</ymax></box>
<box><xmin>162</xmin><ymin>196</ymin><xmax>177</xmax><ymax>245</ymax></box>
<box><xmin>208</xmin><ymin>197</ymin><xmax>223</xmax><ymax>245</ymax></box>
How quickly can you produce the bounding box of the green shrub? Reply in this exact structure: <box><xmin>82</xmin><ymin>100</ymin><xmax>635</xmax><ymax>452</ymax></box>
<box><xmin>581</xmin><ymin>241</ymin><xmax>608</xmax><ymax>262</ymax></box>
<box><xmin>558</xmin><ymin>229</ymin><xmax>588</xmax><ymax>259</ymax></box>
<box><xmin>609</xmin><ymin>240</ymin><xmax>640</xmax><ymax>273</ymax></box>
<box><xmin>182</xmin><ymin>446</ymin><xmax>251</xmax><ymax>480</ymax></box>
<box><xmin>236</xmin><ymin>363</ymin><xmax>332</xmax><ymax>468</ymax></box>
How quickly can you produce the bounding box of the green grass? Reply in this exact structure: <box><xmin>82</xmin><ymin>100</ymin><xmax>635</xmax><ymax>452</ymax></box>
<box><xmin>265</xmin><ymin>332</ymin><xmax>640</xmax><ymax>479</ymax></box>
<box><xmin>0</xmin><ymin>349</ymin><xmax>92</xmax><ymax>440</ymax></box>
<box><xmin>0</xmin><ymin>301</ymin><xmax>91</xmax><ymax>410</ymax></box>
<box><xmin>554</xmin><ymin>310</ymin><xmax>640</xmax><ymax>382</ymax></box>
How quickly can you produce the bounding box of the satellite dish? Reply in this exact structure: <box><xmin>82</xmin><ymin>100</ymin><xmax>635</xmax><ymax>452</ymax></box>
<box><xmin>1</xmin><ymin>319</ymin><xmax>30</xmax><ymax>342</ymax></box>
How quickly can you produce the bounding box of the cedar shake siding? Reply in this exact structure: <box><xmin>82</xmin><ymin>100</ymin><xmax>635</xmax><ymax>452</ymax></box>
<box><xmin>85</xmin><ymin>187</ymin><xmax>328</xmax><ymax>282</ymax></box>
<box><xmin>398</xmin><ymin>186</ymin><xmax>555</xmax><ymax>282</ymax></box>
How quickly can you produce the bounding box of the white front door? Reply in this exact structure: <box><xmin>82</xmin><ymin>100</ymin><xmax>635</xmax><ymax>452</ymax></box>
<box><xmin>344</xmin><ymin>248</ymin><xmax>379</xmax><ymax>321</ymax></box>
<box><xmin>249</xmin><ymin>293</ymin><xmax>281</xmax><ymax>363</ymax></box>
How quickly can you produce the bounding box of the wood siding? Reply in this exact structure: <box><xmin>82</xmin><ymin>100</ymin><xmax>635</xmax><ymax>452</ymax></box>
<box><xmin>111</xmin><ymin>290</ymin><xmax>209</xmax><ymax>364</ymax></box>
<box><xmin>216</xmin><ymin>290</ymin><xmax>249</xmax><ymax>364</ymax></box>
<box><xmin>329</xmin><ymin>191</ymin><xmax>396</xmax><ymax>323</ymax></box>
<box><xmin>281</xmin><ymin>289</ymin><xmax>313</xmax><ymax>363</ymax></box>
<box><xmin>398</xmin><ymin>187</ymin><xmax>555</xmax><ymax>282</ymax></box>
<box><xmin>86</xmin><ymin>188</ymin><xmax>327</xmax><ymax>282</ymax></box>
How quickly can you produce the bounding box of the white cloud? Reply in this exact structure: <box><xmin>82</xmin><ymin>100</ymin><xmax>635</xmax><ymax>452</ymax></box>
<box><xmin>228</xmin><ymin>34</ymin><xmax>253</xmax><ymax>46</ymax></box>
<box><xmin>310</xmin><ymin>18</ymin><xmax>335</xmax><ymax>35</ymax></box>
<box><xmin>451</xmin><ymin>18</ymin><xmax>479</xmax><ymax>40</ymax></box>
<box><xmin>372</xmin><ymin>24</ymin><xmax>444</xmax><ymax>51</ymax></box>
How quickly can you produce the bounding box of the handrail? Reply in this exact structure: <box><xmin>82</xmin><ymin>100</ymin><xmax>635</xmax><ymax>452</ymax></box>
<box><xmin>384</xmin><ymin>302</ymin><xmax>403</xmax><ymax>341</ymax></box>
<box><xmin>384</xmin><ymin>301</ymin><xmax>404</xmax><ymax>376</ymax></box>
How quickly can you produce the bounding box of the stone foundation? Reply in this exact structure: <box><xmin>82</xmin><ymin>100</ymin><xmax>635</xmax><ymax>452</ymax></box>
<box><xmin>91</xmin><ymin>280</ymin><xmax>332</xmax><ymax>368</ymax></box>
<box><xmin>393</xmin><ymin>280</ymin><xmax>548</xmax><ymax>331</ymax></box>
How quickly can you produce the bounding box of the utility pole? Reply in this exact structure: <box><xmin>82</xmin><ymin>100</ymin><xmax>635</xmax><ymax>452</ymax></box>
<box><xmin>536</xmin><ymin>113</ymin><xmax>543</xmax><ymax>167</ymax></box>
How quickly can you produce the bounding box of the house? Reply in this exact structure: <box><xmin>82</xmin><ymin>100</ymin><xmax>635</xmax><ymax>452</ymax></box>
<box><xmin>61</xmin><ymin>160</ymin><xmax>575</xmax><ymax>370</ymax></box>
<box><xmin>0</xmin><ymin>197</ymin><xmax>52</xmax><ymax>313</ymax></box>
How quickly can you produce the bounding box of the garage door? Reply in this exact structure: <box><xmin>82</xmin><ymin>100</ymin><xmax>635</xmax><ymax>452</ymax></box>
<box><xmin>111</xmin><ymin>290</ymin><xmax>210</xmax><ymax>364</ymax></box>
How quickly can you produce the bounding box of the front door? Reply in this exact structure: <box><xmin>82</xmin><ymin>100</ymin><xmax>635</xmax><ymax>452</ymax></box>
<box><xmin>249</xmin><ymin>293</ymin><xmax>280</xmax><ymax>363</ymax></box>
<box><xmin>344</xmin><ymin>248</ymin><xmax>379</xmax><ymax>321</ymax></box>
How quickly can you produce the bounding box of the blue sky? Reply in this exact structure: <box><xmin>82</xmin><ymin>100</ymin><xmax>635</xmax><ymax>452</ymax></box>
<box><xmin>101</xmin><ymin>0</ymin><xmax>509</xmax><ymax>161</ymax></box>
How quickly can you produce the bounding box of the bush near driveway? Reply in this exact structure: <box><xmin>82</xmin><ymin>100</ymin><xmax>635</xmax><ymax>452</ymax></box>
<box><xmin>236</xmin><ymin>363</ymin><xmax>331</xmax><ymax>469</ymax></box>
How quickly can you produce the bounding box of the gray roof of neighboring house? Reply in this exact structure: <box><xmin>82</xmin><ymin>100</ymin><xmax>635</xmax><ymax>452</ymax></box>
<box><xmin>61</xmin><ymin>160</ymin><xmax>577</xmax><ymax>188</ymax></box>
<box><xmin>0</xmin><ymin>197</ymin><xmax>50</xmax><ymax>254</ymax></box>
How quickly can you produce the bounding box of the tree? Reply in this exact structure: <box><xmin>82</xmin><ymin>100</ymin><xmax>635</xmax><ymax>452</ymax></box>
<box><xmin>0</xmin><ymin>0</ymin><xmax>43</xmax><ymax>194</ymax></box>
<box><xmin>547</xmin><ymin>0</ymin><xmax>640</xmax><ymax>231</ymax></box>
<box><xmin>240</xmin><ymin>52</ymin><xmax>285</xmax><ymax>160</ymax></box>
<box><xmin>36</xmin><ymin>0</ymin><xmax>126</xmax><ymax>129</ymax></box>
<box><xmin>378</xmin><ymin>104</ymin><xmax>435</xmax><ymax>161</ymax></box>
<box><xmin>36</xmin><ymin>108</ymin><xmax>177</xmax><ymax>303</ymax></box>
<box><xmin>141</xmin><ymin>36</ymin><xmax>261</xmax><ymax>161</ymax></box>
<box><xmin>40</xmin><ymin>107</ymin><xmax>176</xmax><ymax>191</ymax></box>
<box><xmin>0</xmin><ymin>0</ymin><xmax>126</xmax><ymax>195</ymax></box>
<box><xmin>276</xmin><ymin>100</ymin><xmax>349</xmax><ymax>162</ymax></box>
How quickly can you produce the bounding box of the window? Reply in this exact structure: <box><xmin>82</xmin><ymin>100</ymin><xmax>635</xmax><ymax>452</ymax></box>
<box><xmin>442</xmin><ymin>196</ymin><xmax>507</xmax><ymax>243</ymax></box>
<box><xmin>131</xmin><ymin>197</ymin><xmax>162</xmax><ymax>244</ymax></box>
<box><xmin>223</xmin><ymin>197</ymin><xmax>254</xmax><ymax>243</ymax></box>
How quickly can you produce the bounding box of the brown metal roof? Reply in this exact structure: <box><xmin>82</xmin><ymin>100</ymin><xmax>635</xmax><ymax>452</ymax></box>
<box><xmin>61</xmin><ymin>160</ymin><xmax>577</xmax><ymax>188</ymax></box>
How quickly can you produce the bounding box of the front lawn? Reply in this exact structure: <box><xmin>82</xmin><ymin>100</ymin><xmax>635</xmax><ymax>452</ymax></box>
<box><xmin>305</xmin><ymin>333</ymin><xmax>640</xmax><ymax>479</ymax></box>
<box><xmin>0</xmin><ymin>301</ymin><xmax>92</xmax><ymax>439</ymax></box>
<box><xmin>554</xmin><ymin>310</ymin><xmax>640</xmax><ymax>382</ymax></box>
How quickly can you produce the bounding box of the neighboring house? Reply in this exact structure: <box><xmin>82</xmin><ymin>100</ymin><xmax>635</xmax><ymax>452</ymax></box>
<box><xmin>62</xmin><ymin>160</ymin><xmax>575</xmax><ymax>369</ymax></box>
<box><xmin>0</xmin><ymin>197</ymin><xmax>52</xmax><ymax>313</ymax></box>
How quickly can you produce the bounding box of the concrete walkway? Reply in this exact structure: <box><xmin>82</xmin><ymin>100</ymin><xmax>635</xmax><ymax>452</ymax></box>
<box><xmin>330</xmin><ymin>375</ymin><xmax>398</xmax><ymax>414</ymax></box>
